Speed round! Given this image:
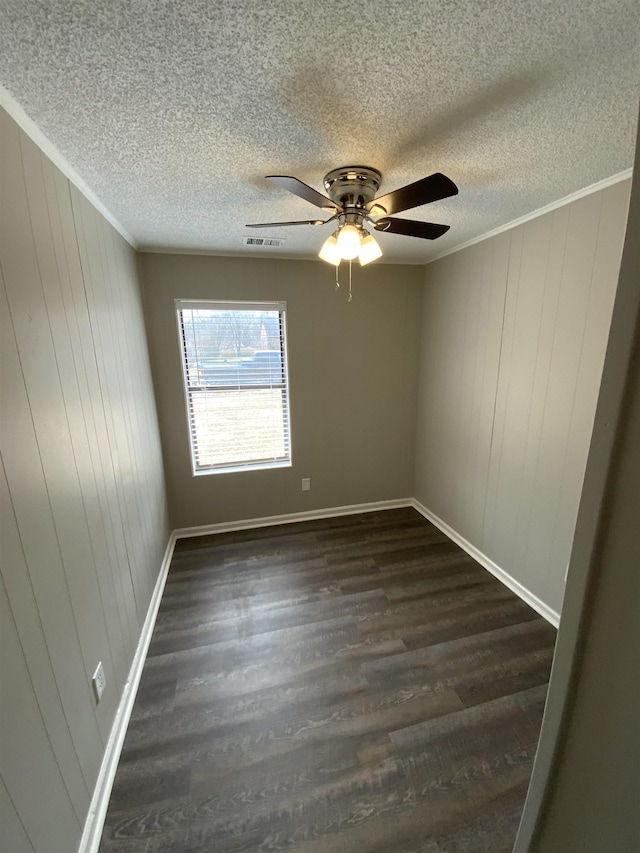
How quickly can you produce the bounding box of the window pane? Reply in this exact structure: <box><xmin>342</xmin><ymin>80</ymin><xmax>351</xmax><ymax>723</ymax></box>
<box><xmin>191</xmin><ymin>388</ymin><xmax>288</xmax><ymax>468</ymax></box>
<box><xmin>176</xmin><ymin>301</ymin><xmax>291</xmax><ymax>474</ymax></box>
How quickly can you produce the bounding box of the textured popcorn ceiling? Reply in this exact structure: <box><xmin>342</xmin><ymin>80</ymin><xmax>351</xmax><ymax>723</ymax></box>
<box><xmin>1</xmin><ymin>0</ymin><xmax>638</xmax><ymax>262</ymax></box>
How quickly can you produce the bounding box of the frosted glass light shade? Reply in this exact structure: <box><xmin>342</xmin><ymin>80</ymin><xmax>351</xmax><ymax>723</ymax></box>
<box><xmin>359</xmin><ymin>233</ymin><xmax>382</xmax><ymax>265</ymax></box>
<box><xmin>336</xmin><ymin>224</ymin><xmax>361</xmax><ymax>260</ymax></box>
<box><xmin>318</xmin><ymin>234</ymin><xmax>341</xmax><ymax>265</ymax></box>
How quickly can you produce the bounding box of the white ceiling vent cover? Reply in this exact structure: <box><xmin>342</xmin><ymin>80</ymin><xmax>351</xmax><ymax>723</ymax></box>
<box><xmin>243</xmin><ymin>236</ymin><xmax>286</xmax><ymax>247</ymax></box>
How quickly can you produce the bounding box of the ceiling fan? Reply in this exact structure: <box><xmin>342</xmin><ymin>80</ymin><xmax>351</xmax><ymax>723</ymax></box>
<box><xmin>247</xmin><ymin>166</ymin><xmax>458</xmax><ymax>265</ymax></box>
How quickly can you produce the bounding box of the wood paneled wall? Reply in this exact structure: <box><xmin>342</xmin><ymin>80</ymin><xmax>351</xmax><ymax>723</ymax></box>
<box><xmin>414</xmin><ymin>180</ymin><xmax>630</xmax><ymax>616</ymax></box>
<box><xmin>0</xmin><ymin>107</ymin><xmax>169</xmax><ymax>852</ymax></box>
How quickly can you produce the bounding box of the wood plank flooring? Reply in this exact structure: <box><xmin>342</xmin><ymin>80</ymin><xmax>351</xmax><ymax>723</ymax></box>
<box><xmin>99</xmin><ymin>507</ymin><xmax>556</xmax><ymax>853</ymax></box>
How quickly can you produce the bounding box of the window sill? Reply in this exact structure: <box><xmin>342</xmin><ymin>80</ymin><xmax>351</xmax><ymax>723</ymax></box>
<box><xmin>192</xmin><ymin>459</ymin><xmax>292</xmax><ymax>476</ymax></box>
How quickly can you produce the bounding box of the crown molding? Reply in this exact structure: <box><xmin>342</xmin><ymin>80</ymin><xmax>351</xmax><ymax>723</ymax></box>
<box><xmin>0</xmin><ymin>85</ymin><xmax>137</xmax><ymax>249</ymax></box>
<box><xmin>428</xmin><ymin>168</ymin><xmax>633</xmax><ymax>264</ymax></box>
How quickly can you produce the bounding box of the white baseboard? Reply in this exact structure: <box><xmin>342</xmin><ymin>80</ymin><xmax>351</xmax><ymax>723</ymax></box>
<box><xmin>410</xmin><ymin>500</ymin><xmax>560</xmax><ymax>627</ymax></box>
<box><xmin>173</xmin><ymin>498</ymin><xmax>413</xmax><ymax>539</ymax></box>
<box><xmin>80</xmin><ymin>496</ymin><xmax>558</xmax><ymax>850</ymax></box>
<box><xmin>78</xmin><ymin>499</ymin><xmax>407</xmax><ymax>850</ymax></box>
<box><xmin>78</xmin><ymin>531</ymin><xmax>177</xmax><ymax>853</ymax></box>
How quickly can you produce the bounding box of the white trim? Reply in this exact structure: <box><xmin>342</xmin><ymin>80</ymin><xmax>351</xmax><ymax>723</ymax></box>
<box><xmin>79</xmin><ymin>495</ymin><xmax>559</xmax><ymax>851</ymax></box>
<box><xmin>140</xmin><ymin>170</ymin><xmax>633</xmax><ymax>265</ymax></box>
<box><xmin>0</xmin><ymin>84</ymin><xmax>137</xmax><ymax>249</ymax></box>
<box><xmin>173</xmin><ymin>498</ymin><xmax>560</xmax><ymax>626</ymax></box>
<box><xmin>175</xmin><ymin>298</ymin><xmax>287</xmax><ymax>312</ymax></box>
<box><xmin>78</xmin><ymin>532</ymin><xmax>176</xmax><ymax>853</ymax></box>
<box><xmin>137</xmin><ymin>247</ymin><xmax>420</xmax><ymax>265</ymax></box>
<box><xmin>428</xmin><ymin>169</ymin><xmax>633</xmax><ymax>264</ymax></box>
<box><xmin>1</xmin><ymin>81</ymin><xmax>630</xmax><ymax>266</ymax></box>
<box><xmin>175</xmin><ymin>301</ymin><xmax>292</xmax><ymax>476</ymax></box>
<box><xmin>410</xmin><ymin>500</ymin><xmax>560</xmax><ymax>627</ymax></box>
<box><xmin>173</xmin><ymin>498</ymin><xmax>413</xmax><ymax>539</ymax></box>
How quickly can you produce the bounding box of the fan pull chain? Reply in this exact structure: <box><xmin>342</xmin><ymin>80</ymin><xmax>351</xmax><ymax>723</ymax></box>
<box><xmin>335</xmin><ymin>263</ymin><xmax>340</xmax><ymax>290</ymax></box>
<box><xmin>348</xmin><ymin>260</ymin><xmax>353</xmax><ymax>302</ymax></box>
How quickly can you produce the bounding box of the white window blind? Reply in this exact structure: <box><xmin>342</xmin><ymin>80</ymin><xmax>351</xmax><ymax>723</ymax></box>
<box><xmin>175</xmin><ymin>300</ymin><xmax>291</xmax><ymax>474</ymax></box>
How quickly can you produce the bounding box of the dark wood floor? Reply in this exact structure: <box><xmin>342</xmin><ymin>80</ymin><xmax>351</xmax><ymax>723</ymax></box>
<box><xmin>99</xmin><ymin>507</ymin><xmax>556</xmax><ymax>853</ymax></box>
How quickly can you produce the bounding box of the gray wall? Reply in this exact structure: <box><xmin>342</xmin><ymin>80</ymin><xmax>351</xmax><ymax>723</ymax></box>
<box><xmin>414</xmin><ymin>179</ymin><xmax>630</xmax><ymax>616</ymax></box>
<box><xmin>517</xmin><ymin>115</ymin><xmax>640</xmax><ymax>853</ymax></box>
<box><xmin>0</xmin><ymin>88</ymin><xmax>632</xmax><ymax>851</ymax></box>
<box><xmin>0</xmin><ymin>108</ymin><xmax>169</xmax><ymax>852</ymax></box>
<box><xmin>140</xmin><ymin>253</ymin><xmax>423</xmax><ymax>530</ymax></box>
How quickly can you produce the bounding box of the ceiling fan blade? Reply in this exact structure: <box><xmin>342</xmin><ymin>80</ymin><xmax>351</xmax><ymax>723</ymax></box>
<box><xmin>246</xmin><ymin>219</ymin><xmax>327</xmax><ymax>228</ymax></box>
<box><xmin>367</xmin><ymin>173</ymin><xmax>458</xmax><ymax>216</ymax></box>
<box><xmin>373</xmin><ymin>217</ymin><xmax>450</xmax><ymax>240</ymax></box>
<box><xmin>266</xmin><ymin>175</ymin><xmax>341</xmax><ymax>211</ymax></box>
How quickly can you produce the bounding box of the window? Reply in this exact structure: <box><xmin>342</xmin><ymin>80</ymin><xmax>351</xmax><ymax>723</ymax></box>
<box><xmin>175</xmin><ymin>300</ymin><xmax>291</xmax><ymax>474</ymax></box>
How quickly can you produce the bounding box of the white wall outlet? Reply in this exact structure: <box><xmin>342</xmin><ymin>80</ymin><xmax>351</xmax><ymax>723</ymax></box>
<box><xmin>301</xmin><ymin>478</ymin><xmax>311</xmax><ymax>492</ymax></box>
<box><xmin>92</xmin><ymin>662</ymin><xmax>106</xmax><ymax>704</ymax></box>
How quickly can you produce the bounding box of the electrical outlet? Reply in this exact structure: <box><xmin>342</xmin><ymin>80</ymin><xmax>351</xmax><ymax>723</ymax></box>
<box><xmin>301</xmin><ymin>478</ymin><xmax>311</xmax><ymax>492</ymax></box>
<box><xmin>92</xmin><ymin>662</ymin><xmax>106</xmax><ymax>704</ymax></box>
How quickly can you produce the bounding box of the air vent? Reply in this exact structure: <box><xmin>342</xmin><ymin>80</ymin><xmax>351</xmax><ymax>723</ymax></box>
<box><xmin>243</xmin><ymin>236</ymin><xmax>286</xmax><ymax>247</ymax></box>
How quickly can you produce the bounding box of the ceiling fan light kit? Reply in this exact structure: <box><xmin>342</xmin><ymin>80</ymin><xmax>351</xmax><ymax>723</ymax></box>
<box><xmin>319</xmin><ymin>227</ymin><xmax>383</xmax><ymax>266</ymax></box>
<box><xmin>335</xmin><ymin>223</ymin><xmax>362</xmax><ymax>260</ymax></box>
<box><xmin>247</xmin><ymin>166</ymin><xmax>459</xmax><ymax>286</ymax></box>
<box><xmin>358</xmin><ymin>232</ymin><xmax>384</xmax><ymax>265</ymax></box>
<box><xmin>318</xmin><ymin>232</ymin><xmax>341</xmax><ymax>265</ymax></box>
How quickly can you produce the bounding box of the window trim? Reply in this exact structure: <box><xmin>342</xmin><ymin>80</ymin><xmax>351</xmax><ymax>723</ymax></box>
<box><xmin>175</xmin><ymin>299</ymin><xmax>292</xmax><ymax>476</ymax></box>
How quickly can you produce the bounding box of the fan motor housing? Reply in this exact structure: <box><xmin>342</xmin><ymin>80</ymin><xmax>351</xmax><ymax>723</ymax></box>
<box><xmin>323</xmin><ymin>166</ymin><xmax>382</xmax><ymax>210</ymax></box>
